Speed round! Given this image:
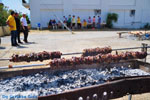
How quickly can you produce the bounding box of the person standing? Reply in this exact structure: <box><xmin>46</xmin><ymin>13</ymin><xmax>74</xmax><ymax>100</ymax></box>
<box><xmin>67</xmin><ymin>15</ymin><xmax>72</xmax><ymax>28</ymax></box>
<box><xmin>6</xmin><ymin>11</ymin><xmax>19</xmax><ymax>46</ymax></box>
<box><xmin>72</xmin><ymin>15</ymin><xmax>76</xmax><ymax>29</ymax></box>
<box><xmin>97</xmin><ymin>16</ymin><xmax>101</xmax><ymax>29</ymax></box>
<box><xmin>21</xmin><ymin>14</ymin><xmax>29</xmax><ymax>43</ymax></box>
<box><xmin>92</xmin><ymin>16</ymin><xmax>96</xmax><ymax>29</ymax></box>
<box><xmin>77</xmin><ymin>16</ymin><xmax>81</xmax><ymax>29</ymax></box>
<box><xmin>15</xmin><ymin>13</ymin><xmax>23</xmax><ymax>44</ymax></box>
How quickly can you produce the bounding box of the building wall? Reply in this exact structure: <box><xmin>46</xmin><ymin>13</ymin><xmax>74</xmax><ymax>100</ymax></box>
<box><xmin>30</xmin><ymin>0</ymin><xmax>150</xmax><ymax>28</ymax></box>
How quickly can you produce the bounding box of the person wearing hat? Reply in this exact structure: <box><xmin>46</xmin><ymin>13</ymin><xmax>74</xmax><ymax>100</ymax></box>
<box><xmin>20</xmin><ymin>14</ymin><xmax>29</xmax><ymax>43</ymax></box>
<box><xmin>6</xmin><ymin>11</ymin><xmax>19</xmax><ymax>46</ymax></box>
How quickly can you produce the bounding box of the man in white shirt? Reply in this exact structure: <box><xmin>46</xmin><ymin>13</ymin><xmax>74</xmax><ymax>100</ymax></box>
<box><xmin>21</xmin><ymin>14</ymin><xmax>28</xmax><ymax>43</ymax></box>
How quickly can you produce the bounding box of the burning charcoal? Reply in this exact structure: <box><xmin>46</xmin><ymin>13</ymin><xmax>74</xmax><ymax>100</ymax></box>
<box><xmin>0</xmin><ymin>68</ymin><xmax>150</xmax><ymax>96</ymax></box>
<box><xmin>57</xmin><ymin>79</ymin><xmax>69</xmax><ymax>86</ymax></box>
<box><xmin>81</xmin><ymin>76</ymin><xmax>86</xmax><ymax>81</ymax></box>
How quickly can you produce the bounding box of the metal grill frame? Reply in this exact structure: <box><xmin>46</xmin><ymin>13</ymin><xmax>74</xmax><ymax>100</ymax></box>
<box><xmin>0</xmin><ymin>43</ymin><xmax>150</xmax><ymax>100</ymax></box>
<box><xmin>38</xmin><ymin>76</ymin><xmax>150</xmax><ymax>100</ymax></box>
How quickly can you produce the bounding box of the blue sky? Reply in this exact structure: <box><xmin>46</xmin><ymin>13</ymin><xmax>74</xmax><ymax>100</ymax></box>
<box><xmin>2</xmin><ymin>0</ymin><xmax>30</xmax><ymax>15</ymax></box>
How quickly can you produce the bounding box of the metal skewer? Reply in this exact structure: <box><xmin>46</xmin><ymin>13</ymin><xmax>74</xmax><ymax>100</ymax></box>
<box><xmin>0</xmin><ymin>64</ymin><xmax>47</xmax><ymax>69</ymax></box>
<box><xmin>1</xmin><ymin>46</ymin><xmax>150</xmax><ymax>61</ymax></box>
<box><xmin>0</xmin><ymin>45</ymin><xmax>149</xmax><ymax>69</ymax></box>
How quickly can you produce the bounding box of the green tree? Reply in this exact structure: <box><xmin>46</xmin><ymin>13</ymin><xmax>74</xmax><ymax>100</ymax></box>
<box><xmin>0</xmin><ymin>5</ymin><xmax>11</xmax><ymax>35</ymax></box>
<box><xmin>0</xmin><ymin>5</ymin><xmax>10</xmax><ymax>26</ymax></box>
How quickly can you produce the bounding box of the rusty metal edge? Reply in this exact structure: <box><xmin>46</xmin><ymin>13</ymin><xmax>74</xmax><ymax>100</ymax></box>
<box><xmin>38</xmin><ymin>76</ymin><xmax>150</xmax><ymax>100</ymax></box>
<box><xmin>0</xmin><ymin>60</ymin><xmax>150</xmax><ymax>100</ymax></box>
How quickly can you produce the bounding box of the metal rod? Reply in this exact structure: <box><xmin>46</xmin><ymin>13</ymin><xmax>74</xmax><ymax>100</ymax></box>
<box><xmin>0</xmin><ymin>45</ymin><xmax>150</xmax><ymax>69</ymax></box>
<box><xmin>128</xmin><ymin>94</ymin><xmax>132</xmax><ymax>100</ymax></box>
<box><xmin>0</xmin><ymin>58</ymin><xmax>10</xmax><ymax>61</ymax></box>
<box><xmin>62</xmin><ymin>46</ymin><xmax>150</xmax><ymax>56</ymax></box>
<box><xmin>62</xmin><ymin>52</ymin><xmax>82</xmax><ymax>56</ymax></box>
<box><xmin>112</xmin><ymin>46</ymin><xmax>150</xmax><ymax>51</ymax></box>
<box><xmin>0</xmin><ymin>53</ymin><xmax>83</xmax><ymax>61</ymax></box>
<box><xmin>54</xmin><ymin>14</ymin><xmax>75</xmax><ymax>34</ymax></box>
<box><xmin>0</xmin><ymin>64</ymin><xmax>46</xmax><ymax>69</ymax></box>
<box><xmin>0</xmin><ymin>46</ymin><xmax>150</xmax><ymax>61</ymax></box>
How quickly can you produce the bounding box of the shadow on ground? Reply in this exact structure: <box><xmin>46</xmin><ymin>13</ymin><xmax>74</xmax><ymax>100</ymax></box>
<box><xmin>0</xmin><ymin>46</ymin><xmax>6</xmax><ymax>49</ymax></box>
<box><xmin>26</xmin><ymin>42</ymin><xmax>37</xmax><ymax>44</ymax></box>
<box><xmin>16</xmin><ymin>42</ymin><xmax>37</xmax><ymax>48</ymax></box>
<box><xmin>17</xmin><ymin>45</ymin><xmax>28</xmax><ymax>49</ymax></box>
<box><xmin>21</xmin><ymin>42</ymin><xmax>37</xmax><ymax>45</ymax></box>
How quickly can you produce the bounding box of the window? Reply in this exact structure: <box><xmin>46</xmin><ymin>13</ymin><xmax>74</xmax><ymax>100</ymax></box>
<box><xmin>130</xmin><ymin>10</ymin><xmax>135</xmax><ymax>17</ymax></box>
<box><xmin>94</xmin><ymin>9</ymin><xmax>101</xmax><ymax>16</ymax></box>
<box><xmin>22</xmin><ymin>0</ymin><xmax>27</xmax><ymax>3</ymax></box>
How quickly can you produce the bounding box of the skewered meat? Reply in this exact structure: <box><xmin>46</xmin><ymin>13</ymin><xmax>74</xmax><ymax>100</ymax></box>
<box><xmin>10</xmin><ymin>51</ymin><xmax>62</xmax><ymax>62</ymax></box>
<box><xmin>82</xmin><ymin>47</ymin><xmax>112</xmax><ymax>57</ymax></box>
<box><xmin>50</xmin><ymin>51</ymin><xmax>147</xmax><ymax>68</ymax></box>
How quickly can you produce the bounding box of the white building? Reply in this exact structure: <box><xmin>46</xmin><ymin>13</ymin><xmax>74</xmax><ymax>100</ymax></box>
<box><xmin>23</xmin><ymin>0</ymin><xmax>150</xmax><ymax>29</ymax></box>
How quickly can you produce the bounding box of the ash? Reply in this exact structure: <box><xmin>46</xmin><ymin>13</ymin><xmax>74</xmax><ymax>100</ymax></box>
<box><xmin>0</xmin><ymin>67</ymin><xmax>149</xmax><ymax>96</ymax></box>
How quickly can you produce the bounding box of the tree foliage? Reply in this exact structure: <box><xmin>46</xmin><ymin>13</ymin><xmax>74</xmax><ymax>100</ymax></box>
<box><xmin>0</xmin><ymin>5</ymin><xmax>30</xmax><ymax>26</ymax></box>
<box><xmin>106</xmin><ymin>13</ymin><xmax>118</xmax><ymax>28</ymax></box>
<box><xmin>0</xmin><ymin>5</ymin><xmax>10</xmax><ymax>26</ymax></box>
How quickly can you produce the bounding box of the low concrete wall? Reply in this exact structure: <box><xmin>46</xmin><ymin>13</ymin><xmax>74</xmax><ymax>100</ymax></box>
<box><xmin>0</xmin><ymin>26</ymin><xmax>10</xmax><ymax>37</ymax></box>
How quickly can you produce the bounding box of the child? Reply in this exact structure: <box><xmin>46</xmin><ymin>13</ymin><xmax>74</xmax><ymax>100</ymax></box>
<box><xmin>77</xmin><ymin>16</ymin><xmax>81</xmax><ymax>29</ymax></box>
<box><xmin>63</xmin><ymin>16</ymin><xmax>67</xmax><ymax>29</ymax></box>
<box><xmin>97</xmin><ymin>16</ymin><xmax>101</xmax><ymax>29</ymax></box>
<box><xmin>93</xmin><ymin>16</ymin><xmax>96</xmax><ymax>29</ymax></box>
<box><xmin>83</xmin><ymin>19</ymin><xmax>87</xmax><ymax>29</ymax></box>
<box><xmin>52</xmin><ymin>19</ymin><xmax>57</xmax><ymax>30</ymax></box>
<box><xmin>88</xmin><ymin>16</ymin><xmax>92</xmax><ymax>29</ymax></box>
<box><xmin>67</xmin><ymin>15</ymin><xmax>72</xmax><ymax>28</ymax></box>
<box><xmin>72</xmin><ymin>15</ymin><xmax>76</xmax><ymax>29</ymax></box>
<box><xmin>58</xmin><ymin>21</ymin><xmax>62</xmax><ymax>29</ymax></box>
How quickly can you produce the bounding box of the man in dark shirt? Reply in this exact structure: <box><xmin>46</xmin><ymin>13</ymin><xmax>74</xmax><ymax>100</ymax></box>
<box><xmin>15</xmin><ymin>13</ymin><xmax>23</xmax><ymax>44</ymax></box>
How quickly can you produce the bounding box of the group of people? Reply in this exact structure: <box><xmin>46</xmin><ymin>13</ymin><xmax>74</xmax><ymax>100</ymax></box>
<box><xmin>6</xmin><ymin>11</ymin><xmax>29</xmax><ymax>47</ymax></box>
<box><xmin>48</xmin><ymin>15</ymin><xmax>102</xmax><ymax>30</ymax></box>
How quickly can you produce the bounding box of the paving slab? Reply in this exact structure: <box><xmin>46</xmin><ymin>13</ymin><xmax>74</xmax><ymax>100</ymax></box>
<box><xmin>0</xmin><ymin>30</ymin><xmax>150</xmax><ymax>99</ymax></box>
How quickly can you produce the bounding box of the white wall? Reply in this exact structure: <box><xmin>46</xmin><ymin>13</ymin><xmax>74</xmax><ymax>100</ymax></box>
<box><xmin>30</xmin><ymin>0</ymin><xmax>40</xmax><ymax>28</ymax></box>
<box><xmin>30</xmin><ymin>0</ymin><xmax>150</xmax><ymax>29</ymax></box>
<box><xmin>110</xmin><ymin>0</ymin><xmax>136</xmax><ymax>6</ymax></box>
<box><xmin>40</xmin><ymin>10</ymin><xmax>63</xmax><ymax>27</ymax></box>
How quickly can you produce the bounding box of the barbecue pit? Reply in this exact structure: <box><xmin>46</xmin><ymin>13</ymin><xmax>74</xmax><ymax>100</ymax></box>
<box><xmin>0</xmin><ymin>44</ymin><xmax>150</xmax><ymax>100</ymax></box>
